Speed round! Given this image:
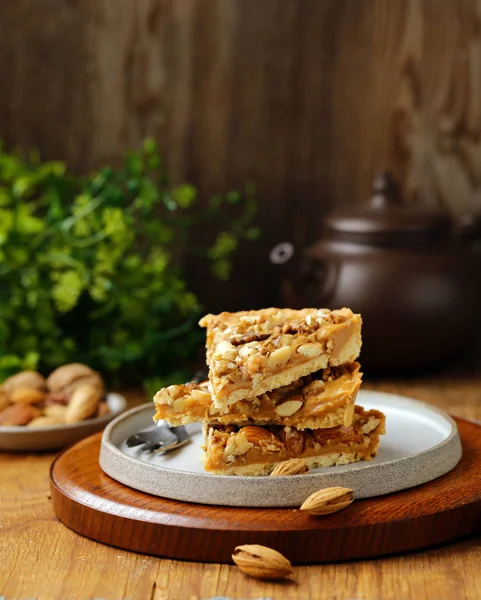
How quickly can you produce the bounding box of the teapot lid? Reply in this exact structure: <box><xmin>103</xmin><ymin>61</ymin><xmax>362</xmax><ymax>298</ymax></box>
<box><xmin>324</xmin><ymin>171</ymin><xmax>451</xmax><ymax>244</ymax></box>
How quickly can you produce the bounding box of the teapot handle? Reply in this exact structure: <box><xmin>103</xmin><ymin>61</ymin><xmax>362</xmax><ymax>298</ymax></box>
<box><xmin>270</xmin><ymin>242</ymin><xmax>339</xmax><ymax>306</ymax></box>
<box><xmin>304</xmin><ymin>254</ymin><xmax>339</xmax><ymax>306</ymax></box>
<box><xmin>270</xmin><ymin>242</ymin><xmax>296</xmax><ymax>265</ymax></box>
<box><xmin>456</xmin><ymin>213</ymin><xmax>481</xmax><ymax>243</ymax></box>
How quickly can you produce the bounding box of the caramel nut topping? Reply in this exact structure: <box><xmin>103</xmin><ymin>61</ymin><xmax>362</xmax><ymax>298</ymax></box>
<box><xmin>281</xmin><ymin>428</ymin><xmax>305</xmax><ymax>456</ymax></box>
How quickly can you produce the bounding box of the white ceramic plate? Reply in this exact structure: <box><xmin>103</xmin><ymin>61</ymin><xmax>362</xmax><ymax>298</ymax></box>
<box><xmin>99</xmin><ymin>390</ymin><xmax>462</xmax><ymax>507</ymax></box>
<box><xmin>0</xmin><ymin>393</ymin><xmax>127</xmax><ymax>452</ymax></box>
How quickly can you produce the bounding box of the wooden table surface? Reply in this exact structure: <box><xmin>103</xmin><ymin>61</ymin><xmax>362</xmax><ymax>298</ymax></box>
<box><xmin>1</xmin><ymin>366</ymin><xmax>481</xmax><ymax>600</ymax></box>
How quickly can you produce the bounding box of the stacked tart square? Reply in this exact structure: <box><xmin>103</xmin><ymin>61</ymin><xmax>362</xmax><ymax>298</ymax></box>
<box><xmin>153</xmin><ymin>307</ymin><xmax>385</xmax><ymax>476</ymax></box>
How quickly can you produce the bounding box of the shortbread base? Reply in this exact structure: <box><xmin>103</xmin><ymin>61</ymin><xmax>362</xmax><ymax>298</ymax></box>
<box><xmin>204</xmin><ymin>447</ymin><xmax>379</xmax><ymax>476</ymax></box>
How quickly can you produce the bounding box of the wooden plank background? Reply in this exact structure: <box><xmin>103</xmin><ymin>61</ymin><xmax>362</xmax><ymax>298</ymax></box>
<box><xmin>1</xmin><ymin>0</ymin><xmax>481</xmax><ymax>308</ymax></box>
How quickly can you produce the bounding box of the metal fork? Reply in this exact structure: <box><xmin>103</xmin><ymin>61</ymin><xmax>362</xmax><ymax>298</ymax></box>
<box><xmin>126</xmin><ymin>370</ymin><xmax>207</xmax><ymax>453</ymax></box>
<box><xmin>126</xmin><ymin>423</ymin><xmax>191</xmax><ymax>453</ymax></box>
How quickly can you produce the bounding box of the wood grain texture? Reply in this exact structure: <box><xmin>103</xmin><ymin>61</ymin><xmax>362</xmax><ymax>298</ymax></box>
<box><xmin>50</xmin><ymin>417</ymin><xmax>481</xmax><ymax>564</ymax></box>
<box><xmin>1</xmin><ymin>0</ymin><xmax>481</xmax><ymax>309</ymax></box>
<box><xmin>1</xmin><ymin>372</ymin><xmax>481</xmax><ymax>600</ymax></box>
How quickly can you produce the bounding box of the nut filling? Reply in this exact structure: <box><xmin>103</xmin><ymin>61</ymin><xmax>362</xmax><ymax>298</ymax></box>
<box><xmin>199</xmin><ymin>307</ymin><xmax>362</xmax><ymax>406</ymax></box>
<box><xmin>154</xmin><ymin>363</ymin><xmax>362</xmax><ymax>430</ymax></box>
<box><xmin>202</xmin><ymin>406</ymin><xmax>386</xmax><ymax>475</ymax></box>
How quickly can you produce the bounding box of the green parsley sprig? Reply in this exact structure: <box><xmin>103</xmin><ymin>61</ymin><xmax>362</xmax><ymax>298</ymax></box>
<box><xmin>0</xmin><ymin>139</ymin><xmax>259</xmax><ymax>385</ymax></box>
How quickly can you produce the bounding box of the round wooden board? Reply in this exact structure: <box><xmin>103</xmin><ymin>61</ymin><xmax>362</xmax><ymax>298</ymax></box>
<box><xmin>50</xmin><ymin>417</ymin><xmax>481</xmax><ymax>564</ymax></box>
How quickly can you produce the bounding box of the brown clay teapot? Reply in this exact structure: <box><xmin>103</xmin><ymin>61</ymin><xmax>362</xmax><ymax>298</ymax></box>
<box><xmin>270</xmin><ymin>172</ymin><xmax>481</xmax><ymax>372</ymax></box>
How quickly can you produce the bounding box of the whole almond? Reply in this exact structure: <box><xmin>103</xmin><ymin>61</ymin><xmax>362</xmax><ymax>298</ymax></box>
<box><xmin>0</xmin><ymin>387</ymin><xmax>9</xmax><ymax>411</ymax></box>
<box><xmin>62</xmin><ymin>372</ymin><xmax>105</xmax><ymax>398</ymax></box>
<box><xmin>2</xmin><ymin>371</ymin><xmax>47</xmax><ymax>394</ymax></box>
<box><xmin>65</xmin><ymin>384</ymin><xmax>101</xmax><ymax>423</ymax></box>
<box><xmin>300</xmin><ymin>486</ymin><xmax>354</xmax><ymax>515</ymax></box>
<box><xmin>27</xmin><ymin>416</ymin><xmax>64</xmax><ymax>427</ymax></box>
<box><xmin>47</xmin><ymin>363</ymin><xmax>96</xmax><ymax>392</ymax></box>
<box><xmin>232</xmin><ymin>545</ymin><xmax>292</xmax><ymax>580</ymax></box>
<box><xmin>44</xmin><ymin>404</ymin><xmax>68</xmax><ymax>421</ymax></box>
<box><xmin>0</xmin><ymin>403</ymin><xmax>39</xmax><ymax>426</ymax></box>
<box><xmin>270</xmin><ymin>458</ymin><xmax>309</xmax><ymax>477</ymax></box>
<box><xmin>10</xmin><ymin>387</ymin><xmax>46</xmax><ymax>405</ymax></box>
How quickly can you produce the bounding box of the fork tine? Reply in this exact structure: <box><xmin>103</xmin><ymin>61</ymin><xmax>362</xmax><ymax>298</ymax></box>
<box><xmin>153</xmin><ymin>437</ymin><xmax>191</xmax><ymax>454</ymax></box>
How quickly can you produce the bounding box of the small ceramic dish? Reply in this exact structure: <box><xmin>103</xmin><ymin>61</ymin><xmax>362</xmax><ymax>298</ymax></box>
<box><xmin>0</xmin><ymin>392</ymin><xmax>127</xmax><ymax>452</ymax></box>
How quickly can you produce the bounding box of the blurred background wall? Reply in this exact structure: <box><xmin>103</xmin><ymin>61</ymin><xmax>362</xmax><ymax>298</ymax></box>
<box><xmin>1</xmin><ymin>0</ymin><xmax>481</xmax><ymax>308</ymax></box>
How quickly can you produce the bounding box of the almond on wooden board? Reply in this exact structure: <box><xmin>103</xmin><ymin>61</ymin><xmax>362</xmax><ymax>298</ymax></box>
<box><xmin>300</xmin><ymin>486</ymin><xmax>354</xmax><ymax>515</ymax></box>
<box><xmin>232</xmin><ymin>544</ymin><xmax>293</xmax><ymax>580</ymax></box>
<box><xmin>270</xmin><ymin>458</ymin><xmax>309</xmax><ymax>476</ymax></box>
<box><xmin>65</xmin><ymin>384</ymin><xmax>101</xmax><ymax>423</ymax></box>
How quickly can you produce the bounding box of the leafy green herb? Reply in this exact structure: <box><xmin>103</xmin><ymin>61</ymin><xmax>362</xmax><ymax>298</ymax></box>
<box><xmin>0</xmin><ymin>139</ymin><xmax>258</xmax><ymax>384</ymax></box>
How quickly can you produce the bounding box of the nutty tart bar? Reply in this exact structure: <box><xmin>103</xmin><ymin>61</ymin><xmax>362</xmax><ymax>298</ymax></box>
<box><xmin>199</xmin><ymin>307</ymin><xmax>362</xmax><ymax>407</ymax></box>
<box><xmin>154</xmin><ymin>363</ymin><xmax>362</xmax><ymax>430</ymax></box>
<box><xmin>203</xmin><ymin>406</ymin><xmax>385</xmax><ymax>476</ymax></box>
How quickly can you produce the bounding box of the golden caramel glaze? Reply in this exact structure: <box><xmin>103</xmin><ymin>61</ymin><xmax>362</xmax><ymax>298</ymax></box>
<box><xmin>154</xmin><ymin>363</ymin><xmax>362</xmax><ymax>429</ymax></box>
<box><xmin>198</xmin><ymin>307</ymin><xmax>362</xmax><ymax>407</ymax></box>
<box><xmin>202</xmin><ymin>405</ymin><xmax>385</xmax><ymax>476</ymax></box>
